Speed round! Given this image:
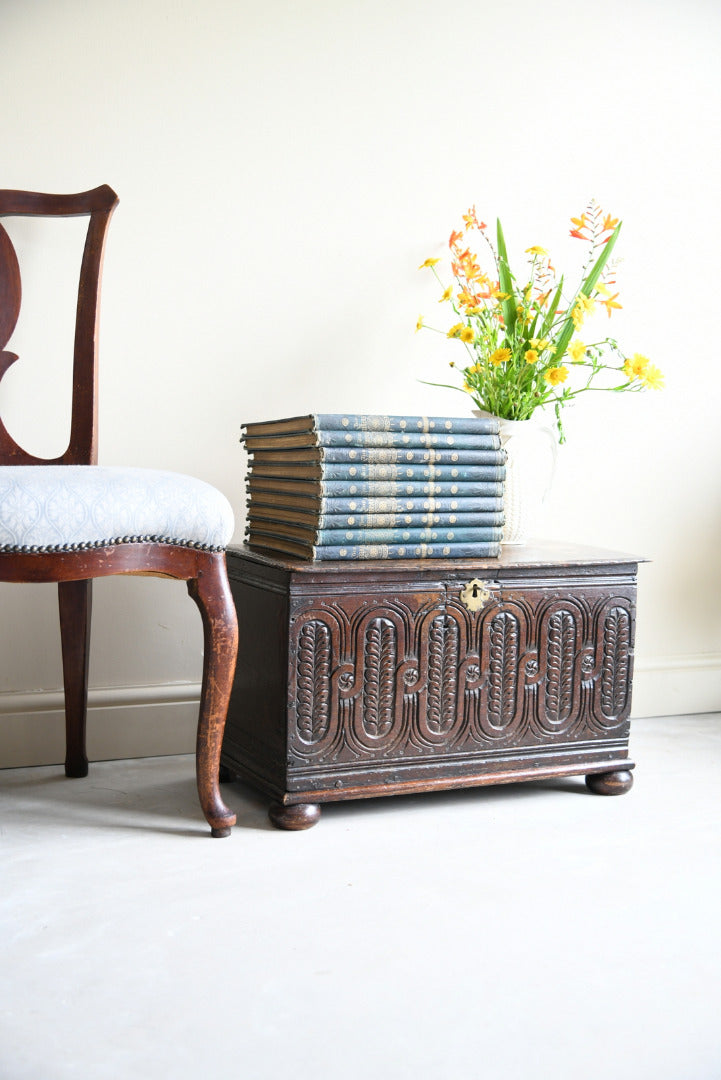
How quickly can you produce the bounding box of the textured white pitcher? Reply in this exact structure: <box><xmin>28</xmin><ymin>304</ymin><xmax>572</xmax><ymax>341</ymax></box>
<box><xmin>474</xmin><ymin>410</ymin><xmax>558</xmax><ymax>544</ymax></box>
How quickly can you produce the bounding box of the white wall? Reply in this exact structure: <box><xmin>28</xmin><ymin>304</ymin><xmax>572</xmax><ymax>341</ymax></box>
<box><xmin>1</xmin><ymin>0</ymin><xmax>720</xmax><ymax>764</ymax></box>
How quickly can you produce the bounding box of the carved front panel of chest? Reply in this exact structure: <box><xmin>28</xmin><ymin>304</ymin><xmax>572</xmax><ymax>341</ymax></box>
<box><xmin>286</xmin><ymin>582</ymin><xmax>636</xmax><ymax>769</ymax></box>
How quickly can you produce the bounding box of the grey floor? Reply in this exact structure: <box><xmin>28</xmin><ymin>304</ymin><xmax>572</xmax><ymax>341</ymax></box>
<box><xmin>1</xmin><ymin>714</ymin><xmax>720</xmax><ymax>1080</ymax></box>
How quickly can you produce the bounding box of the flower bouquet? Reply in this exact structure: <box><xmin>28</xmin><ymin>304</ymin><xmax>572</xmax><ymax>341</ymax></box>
<box><xmin>417</xmin><ymin>201</ymin><xmax>662</xmax><ymax>442</ymax></box>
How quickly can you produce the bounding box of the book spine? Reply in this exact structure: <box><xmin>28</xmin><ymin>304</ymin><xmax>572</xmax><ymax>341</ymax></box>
<box><xmin>304</xmin><ymin>495</ymin><xmax>505</xmax><ymax>514</ymax></box>
<box><xmin>312</xmin><ymin>526</ymin><xmax>503</xmax><ymax>545</ymax></box>
<box><xmin>311</xmin><ymin>542</ymin><xmax>502</xmax><ymax>560</ymax></box>
<box><xmin>313</xmin><ymin>430</ymin><xmax>503</xmax><ymax>449</ymax></box>
<box><xmin>317</xmin><ymin>463</ymin><xmax>505</xmax><ymax>481</ymax></box>
<box><xmin>312</xmin><ymin>414</ymin><xmax>500</xmax><ymax>435</ymax></box>
<box><xmin>250</xmin><ymin>443</ymin><xmax>502</xmax><ymax>463</ymax></box>
<box><xmin>249</xmin><ymin>479</ymin><xmax>506</xmax><ymax>497</ymax></box>
<box><xmin>248</xmin><ymin>510</ymin><xmax>505</xmax><ymax>530</ymax></box>
<box><xmin>317</xmin><ymin>510</ymin><xmax>505</xmax><ymax>528</ymax></box>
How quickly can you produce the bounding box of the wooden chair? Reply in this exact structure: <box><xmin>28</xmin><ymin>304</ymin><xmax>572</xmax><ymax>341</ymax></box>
<box><xmin>0</xmin><ymin>185</ymin><xmax>238</xmax><ymax>837</ymax></box>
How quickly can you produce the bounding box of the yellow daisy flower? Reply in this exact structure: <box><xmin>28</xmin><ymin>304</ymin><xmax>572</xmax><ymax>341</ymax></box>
<box><xmin>567</xmin><ymin>339</ymin><xmax>586</xmax><ymax>362</ymax></box>
<box><xmin>571</xmin><ymin>293</ymin><xmax>596</xmax><ymax>329</ymax></box>
<box><xmin>525</xmin><ymin>245</ymin><xmax>549</xmax><ymax>257</ymax></box>
<box><xmin>418</xmin><ymin>257</ymin><xmax>441</xmax><ymax>269</ymax></box>
<box><xmin>459</xmin><ymin>326</ymin><xmax>475</xmax><ymax>343</ymax></box>
<box><xmin>447</xmin><ymin>323</ymin><xmax>464</xmax><ymax>338</ymax></box>
<box><xmin>640</xmin><ymin>364</ymin><xmax>664</xmax><ymax>390</ymax></box>
<box><xmin>439</xmin><ymin>286</ymin><xmax>453</xmax><ymax>302</ymax></box>
<box><xmin>623</xmin><ymin>353</ymin><xmax>650</xmax><ymax>379</ymax></box>
<box><xmin>545</xmin><ymin>366</ymin><xmax>569</xmax><ymax>386</ymax></box>
<box><xmin>415</xmin><ymin>315</ymin><xmax>424</xmax><ymax>333</ymax></box>
<box><xmin>489</xmin><ymin>347</ymin><xmax>511</xmax><ymax>366</ymax></box>
<box><xmin>524</xmin><ymin>349</ymin><xmax>539</xmax><ymax>365</ymax></box>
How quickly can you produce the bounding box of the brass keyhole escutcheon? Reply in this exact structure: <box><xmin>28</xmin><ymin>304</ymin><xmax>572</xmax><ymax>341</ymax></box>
<box><xmin>460</xmin><ymin>578</ymin><xmax>492</xmax><ymax>612</ymax></box>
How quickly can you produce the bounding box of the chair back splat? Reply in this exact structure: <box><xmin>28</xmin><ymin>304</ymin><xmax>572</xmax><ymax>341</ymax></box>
<box><xmin>0</xmin><ymin>186</ymin><xmax>238</xmax><ymax>837</ymax></box>
<box><xmin>0</xmin><ymin>185</ymin><xmax>119</xmax><ymax>466</ymax></box>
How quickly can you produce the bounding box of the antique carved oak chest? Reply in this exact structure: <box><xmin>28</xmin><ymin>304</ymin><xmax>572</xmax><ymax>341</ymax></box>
<box><xmin>220</xmin><ymin>542</ymin><xmax>640</xmax><ymax>828</ymax></box>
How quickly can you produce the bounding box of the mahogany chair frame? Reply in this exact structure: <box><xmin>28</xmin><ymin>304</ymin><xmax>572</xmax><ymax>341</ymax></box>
<box><xmin>0</xmin><ymin>185</ymin><xmax>237</xmax><ymax>836</ymax></box>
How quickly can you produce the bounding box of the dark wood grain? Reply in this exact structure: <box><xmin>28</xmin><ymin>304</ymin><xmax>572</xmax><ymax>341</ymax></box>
<box><xmin>585</xmin><ymin>769</ymin><xmax>634</xmax><ymax>795</ymax></box>
<box><xmin>0</xmin><ymin>185</ymin><xmax>119</xmax><ymax>466</ymax></box>
<box><xmin>188</xmin><ymin>557</ymin><xmax>239</xmax><ymax>837</ymax></box>
<box><xmin>0</xmin><ymin>187</ymin><xmax>238</xmax><ymax>836</ymax></box>
<box><xmin>268</xmin><ymin>802</ymin><xmax>321</xmax><ymax>830</ymax></box>
<box><xmin>58</xmin><ymin>579</ymin><xmax>92</xmax><ymax>778</ymax></box>
<box><xmin>222</xmin><ymin>543</ymin><xmax>640</xmax><ymax>827</ymax></box>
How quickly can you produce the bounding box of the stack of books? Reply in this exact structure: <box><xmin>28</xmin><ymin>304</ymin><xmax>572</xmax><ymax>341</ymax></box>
<box><xmin>242</xmin><ymin>413</ymin><xmax>506</xmax><ymax>560</ymax></box>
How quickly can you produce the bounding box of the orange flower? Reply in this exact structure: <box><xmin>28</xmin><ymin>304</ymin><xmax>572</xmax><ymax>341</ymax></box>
<box><xmin>599</xmin><ymin>292</ymin><xmax>622</xmax><ymax>317</ymax></box>
<box><xmin>462</xmin><ymin>207</ymin><xmax>487</xmax><ymax>231</ymax></box>
<box><xmin>602</xmin><ymin>213</ymin><xmax>620</xmax><ymax>233</ymax></box>
<box><xmin>569</xmin><ymin>213</ymin><xmax>589</xmax><ymax>240</ymax></box>
<box><xmin>449</xmin><ymin>230</ymin><xmax>464</xmax><ymax>248</ymax></box>
<box><xmin>471</xmin><ymin>279</ymin><xmax>500</xmax><ymax>300</ymax></box>
<box><xmin>457</xmin><ymin>288</ymin><xmax>484</xmax><ymax>309</ymax></box>
<box><xmin>456</xmin><ymin>250</ymin><xmax>485</xmax><ymax>283</ymax></box>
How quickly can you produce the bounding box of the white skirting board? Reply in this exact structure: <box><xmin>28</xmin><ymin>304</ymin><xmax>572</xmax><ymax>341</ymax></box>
<box><xmin>0</xmin><ymin>656</ymin><xmax>720</xmax><ymax>768</ymax></box>
<box><xmin>0</xmin><ymin>683</ymin><xmax>199</xmax><ymax>768</ymax></box>
<box><xmin>630</xmin><ymin>653</ymin><xmax>721</xmax><ymax>721</ymax></box>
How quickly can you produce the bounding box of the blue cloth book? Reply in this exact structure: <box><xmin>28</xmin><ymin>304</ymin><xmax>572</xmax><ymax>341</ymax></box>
<box><xmin>248</xmin><ymin>505</ymin><xmax>505</xmax><ymax>529</ymax></box>
<box><xmin>247</xmin><ymin>475</ymin><xmax>505</xmax><ymax>498</ymax></box>
<box><xmin>246</xmin><ymin>533</ymin><xmax>502</xmax><ymax>560</ymax></box>
<box><xmin>245</xmin><ymin>428</ymin><xmax>503</xmax><ymax>450</ymax></box>
<box><xmin>246</xmin><ymin>489</ymin><xmax>505</xmax><ymax>515</ymax></box>
<box><xmin>247</xmin><ymin>523</ymin><xmax>504</xmax><ymax>545</ymax></box>
<box><xmin>250</xmin><ymin>443</ymin><xmax>502</xmax><ymax>464</ymax></box>
<box><xmin>243</xmin><ymin>413</ymin><xmax>500</xmax><ymax>437</ymax></box>
<box><xmin>249</xmin><ymin>461</ymin><xmax>506</xmax><ymax>482</ymax></box>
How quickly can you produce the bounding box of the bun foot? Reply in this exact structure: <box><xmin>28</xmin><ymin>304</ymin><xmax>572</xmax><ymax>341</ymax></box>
<box><xmin>210</xmin><ymin>825</ymin><xmax>233</xmax><ymax>838</ymax></box>
<box><xmin>586</xmin><ymin>769</ymin><xmax>634</xmax><ymax>796</ymax></box>
<box><xmin>269</xmin><ymin>802</ymin><xmax>321</xmax><ymax>830</ymax></box>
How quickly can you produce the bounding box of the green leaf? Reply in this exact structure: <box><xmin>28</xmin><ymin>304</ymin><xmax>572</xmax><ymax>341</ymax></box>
<box><xmin>418</xmin><ymin>378</ymin><xmax>471</xmax><ymax>396</ymax></box>
<box><xmin>540</xmin><ymin>277</ymin><xmax>564</xmax><ymax>339</ymax></box>
<box><xmin>496</xmin><ymin>218</ymin><xmax>516</xmax><ymax>338</ymax></box>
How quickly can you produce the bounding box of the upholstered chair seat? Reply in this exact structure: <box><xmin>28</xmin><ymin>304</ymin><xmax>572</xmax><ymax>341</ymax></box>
<box><xmin>0</xmin><ymin>466</ymin><xmax>234</xmax><ymax>553</ymax></box>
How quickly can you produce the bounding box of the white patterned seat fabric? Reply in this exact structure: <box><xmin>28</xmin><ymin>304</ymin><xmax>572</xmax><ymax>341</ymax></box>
<box><xmin>0</xmin><ymin>466</ymin><xmax>234</xmax><ymax>553</ymax></box>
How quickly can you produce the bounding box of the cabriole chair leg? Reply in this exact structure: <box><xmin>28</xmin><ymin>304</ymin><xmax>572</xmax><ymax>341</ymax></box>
<box><xmin>188</xmin><ymin>557</ymin><xmax>239</xmax><ymax>837</ymax></box>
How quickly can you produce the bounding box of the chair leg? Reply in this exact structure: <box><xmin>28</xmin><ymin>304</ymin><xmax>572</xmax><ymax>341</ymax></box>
<box><xmin>187</xmin><ymin>556</ymin><xmax>239</xmax><ymax>837</ymax></box>
<box><xmin>58</xmin><ymin>579</ymin><xmax>92</xmax><ymax>778</ymax></box>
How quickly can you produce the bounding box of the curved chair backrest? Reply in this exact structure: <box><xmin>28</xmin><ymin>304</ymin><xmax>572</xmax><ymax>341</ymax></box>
<box><xmin>0</xmin><ymin>185</ymin><xmax>119</xmax><ymax>466</ymax></box>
